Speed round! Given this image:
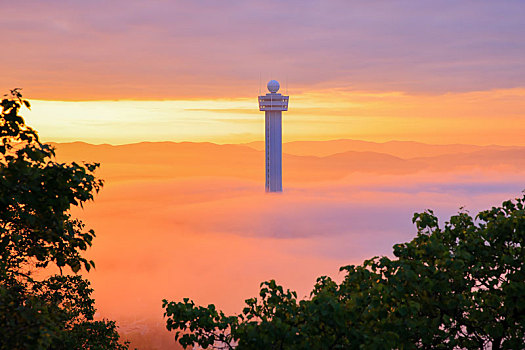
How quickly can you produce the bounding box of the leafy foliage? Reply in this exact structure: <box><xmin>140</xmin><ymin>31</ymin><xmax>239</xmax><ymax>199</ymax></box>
<box><xmin>0</xmin><ymin>89</ymin><xmax>129</xmax><ymax>349</ymax></box>
<box><xmin>164</xmin><ymin>194</ymin><xmax>525</xmax><ymax>349</ymax></box>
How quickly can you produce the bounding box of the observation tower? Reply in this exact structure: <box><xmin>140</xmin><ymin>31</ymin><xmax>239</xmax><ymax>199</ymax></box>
<box><xmin>258</xmin><ymin>80</ymin><xmax>289</xmax><ymax>192</ymax></box>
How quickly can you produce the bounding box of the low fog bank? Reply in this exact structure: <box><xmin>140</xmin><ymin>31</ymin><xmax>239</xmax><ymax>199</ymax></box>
<box><xmin>57</xmin><ymin>141</ymin><xmax>524</xmax><ymax>349</ymax></box>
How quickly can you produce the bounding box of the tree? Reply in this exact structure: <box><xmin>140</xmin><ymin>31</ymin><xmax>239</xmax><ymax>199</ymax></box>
<box><xmin>0</xmin><ymin>89</ymin><xmax>129</xmax><ymax>349</ymax></box>
<box><xmin>163</xmin><ymin>194</ymin><xmax>525</xmax><ymax>349</ymax></box>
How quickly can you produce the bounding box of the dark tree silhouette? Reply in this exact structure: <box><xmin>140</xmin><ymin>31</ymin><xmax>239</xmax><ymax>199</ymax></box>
<box><xmin>164</xmin><ymin>194</ymin><xmax>525</xmax><ymax>349</ymax></box>
<box><xmin>0</xmin><ymin>89</ymin><xmax>129</xmax><ymax>349</ymax></box>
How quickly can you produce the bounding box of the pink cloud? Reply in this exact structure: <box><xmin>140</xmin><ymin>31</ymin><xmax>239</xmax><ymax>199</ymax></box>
<box><xmin>2</xmin><ymin>1</ymin><xmax>524</xmax><ymax>99</ymax></box>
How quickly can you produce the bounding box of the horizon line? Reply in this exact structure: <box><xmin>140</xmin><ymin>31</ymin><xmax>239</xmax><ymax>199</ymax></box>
<box><xmin>45</xmin><ymin>138</ymin><xmax>524</xmax><ymax>148</ymax></box>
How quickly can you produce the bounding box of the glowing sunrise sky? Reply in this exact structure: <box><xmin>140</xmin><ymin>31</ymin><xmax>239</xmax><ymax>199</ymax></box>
<box><xmin>1</xmin><ymin>1</ymin><xmax>524</xmax><ymax>145</ymax></box>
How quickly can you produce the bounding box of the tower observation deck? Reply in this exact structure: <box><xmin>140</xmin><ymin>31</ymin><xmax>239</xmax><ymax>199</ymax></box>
<box><xmin>259</xmin><ymin>80</ymin><xmax>289</xmax><ymax>192</ymax></box>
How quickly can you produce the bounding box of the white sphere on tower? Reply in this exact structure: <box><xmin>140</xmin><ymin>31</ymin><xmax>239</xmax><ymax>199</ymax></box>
<box><xmin>267</xmin><ymin>80</ymin><xmax>280</xmax><ymax>93</ymax></box>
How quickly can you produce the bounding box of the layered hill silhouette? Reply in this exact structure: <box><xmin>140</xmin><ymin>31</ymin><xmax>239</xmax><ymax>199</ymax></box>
<box><xmin>244</xmin><ymin>140</ymin><xmax>517</xmax><ymax>159</ymax></box>
<box><xmin>51</xmin><ymin>140</ymin><xmax>525</xmax><ymax>183</ymax></box>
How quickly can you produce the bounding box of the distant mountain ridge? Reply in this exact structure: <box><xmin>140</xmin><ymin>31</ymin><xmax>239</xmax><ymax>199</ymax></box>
<box><xmin>243</xmin><ymin>139</ymin><xmax>518</xmax><ymax>159</ymax></box>
<box><xmin>49</xmin><ymin>140</ymin><xmax>525</xmax><ymax>183</ymax></box>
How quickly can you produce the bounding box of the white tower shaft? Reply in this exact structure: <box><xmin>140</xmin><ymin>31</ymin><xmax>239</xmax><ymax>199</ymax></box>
<box><xmin>259</xmin><ymin>81</ymin><xmax>289</xmax><ymax>192</ymax></box>
<box><xmin>265</xmin><ymin>111</ymin><xmax>282</xmax><ymax>192</ymax></box>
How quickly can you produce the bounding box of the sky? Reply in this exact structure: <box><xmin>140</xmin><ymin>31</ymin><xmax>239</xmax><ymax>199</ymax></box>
<box><xmin>1</xmin><ymin>0</ymin><xmax>524</xmax><ymax>145</ymax></box>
